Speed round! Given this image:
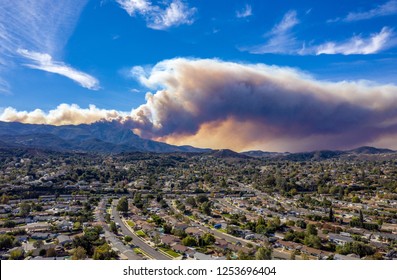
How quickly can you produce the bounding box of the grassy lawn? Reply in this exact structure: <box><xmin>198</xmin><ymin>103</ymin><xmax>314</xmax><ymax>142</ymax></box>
<box><xmin>126</xmin><ymin>220</ymin><xmax>135</xmax><ymax>228</ymax></box>
<box><xmin>133</xmin><ymin>248</ymin><xmax>143</xmax><ymax>255</ymax></box>
<box><xmin>106</xmin><ymin>208</ymin><xmax>111</xmax><ymax>214</ymax></box>
<box><xmin>135</xmin><ymin>230</ymin><xmax>147</xmax><ymax>238</ymax></box>
<box><xmin>159</xmin><ymin>248</ymin><xmax>181</xmax><ymax>258</ymax></box>
<box><xmin>217</xmin><ymin>228</ymin><xmax>227</xmax><ymax>233</ymax></box>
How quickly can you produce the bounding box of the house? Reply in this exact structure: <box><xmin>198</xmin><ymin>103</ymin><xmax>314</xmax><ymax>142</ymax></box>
<box><xmin>161</xmin><ymin>235</ymin><xmax>180</xmax><ymax>246</ymax></box>
<box><xmin>174</xmin><ymin>223</ymin><xmax>189</xmax><ymax>231</ymax></box>
<box><xmin>194</xmin><ymin>252</ymin><xmax>213</xmax><ymax>260</ymax></box>
<box><xmin>185</xmin><ymin>227</ymin><xmax>204</xmax><ymax>237</ymax></box>
<box><xmin>31</xmin><ymin>232</ymin><xmax>50</xmax><ymax>240</ymax></box>
<box><xmin>328</xmin><ymin>233</ymin><xmax>353</xmax><ymax>246</ymax></box>
<box><xmin>334</xmin><ymin>253</ymin><xmax>360</xmax><ymax>260</ymax></box>
<box><xmin>171</xmin><ymin>244</ymin><xmax>188</xmax><ymax>254</ymax></box>
<box><xmin>214</xmin><ymin>238</ymin><xmax>228</xmax><ymax>249</ymax></box>
<box><xmin>57</xmin><ymin>235</ymin><xmax>72</xmax><ymax>246</ymax></box>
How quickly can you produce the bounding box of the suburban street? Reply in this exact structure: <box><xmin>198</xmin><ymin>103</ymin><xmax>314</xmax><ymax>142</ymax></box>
<box><xmin>95</xmin><ymin>199</ymin><xmax>142</xmax><ymax>260</ymax></box>
<box><xmin>111</xmin><ymin>200</ymin><xmax>171</xmax><ymax>260</ymax></box>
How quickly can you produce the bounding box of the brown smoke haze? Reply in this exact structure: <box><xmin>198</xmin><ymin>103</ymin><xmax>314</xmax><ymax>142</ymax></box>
<box><xmin>2</xmin><ymin>58</ymin><xmax>397</xmax><ymax>152</ymax></box>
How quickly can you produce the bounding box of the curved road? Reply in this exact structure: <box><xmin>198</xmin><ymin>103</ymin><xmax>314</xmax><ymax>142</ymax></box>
<box><xmin>111</xmin><ymin>200</ymin><xmax>171</xmax><ymax>260</ymax></box>
<box><xmin>95</xmin><ymin>199</ymin><xmax>142</xmax><ymax>260</ymax></box>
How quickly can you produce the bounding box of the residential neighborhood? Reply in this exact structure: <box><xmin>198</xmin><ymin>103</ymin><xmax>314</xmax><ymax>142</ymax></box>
<box><xmin>1</xmin><ymin>149</ymin><xmax>397</xmax><ymax>260</ymax></box>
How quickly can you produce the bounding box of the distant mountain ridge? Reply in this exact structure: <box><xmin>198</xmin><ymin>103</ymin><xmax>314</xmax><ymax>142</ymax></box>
<box><xmin>0</xmin><ymin>121</ymin><xmax>209</xmax><ymax>153</ymax></box>
<box><xmin>0</xmin><ymin>121</ymin><xmax>395</xmax><ymax>157</ymax></box>
<box><xmin>242</xmin><ymin>146</ymin><xmax>396</xmax><ymax>160</ymax></box>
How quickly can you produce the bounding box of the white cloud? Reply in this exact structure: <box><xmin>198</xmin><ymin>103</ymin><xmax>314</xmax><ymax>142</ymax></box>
<box><xmin>313</xmin><ymin>27</ymin><xmax>393</xmax><ymax>55</ymax></box>
<box><xmin>242</xmin><ymin>12</ymin><xmax>394</xmax><ymax>56</ymax></box>
<box><xmin>0</xmin><ymin>104</ymin><xmax>126</xmax><ymax>126</ymax></box>
<box><xmin>116</xmin><ymin>0</ymin><xmax>196</xmax><ymax>30</ymax></box>
<box><xmin>17</xmin><ymin>49</ymin><xmax>100</xmax><ymax>90</ymax></box>
<box><xmin>244</xmin><ymin>10</ymin><xmax>300</xmax><ymax>54</ymax></box>
<box><xmin>340</xmin><ymin>0</ymin><xmax>397</xmax><ymax>22</ymax></box>
<box><xmin>236</xmin><ymin>4</ymin><xmax>252</xmax><ymax>18</ymax></box>
<box><xmin>0</xmin><ymin>0</ymin><xmax>89</xmax><ymax>92</ymax></box>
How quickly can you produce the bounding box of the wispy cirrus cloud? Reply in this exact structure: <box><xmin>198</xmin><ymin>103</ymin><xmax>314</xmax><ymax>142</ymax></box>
<box><xmin>0</xmin><ymin>0</ymin><xmax>90</xmax><ymax>92</ymax></box>
<box><xmin>116</xmin><ymin>0</ymin><xmax>196</xmax><ymax>30</ymax></box>
<box><xmin>242</xmin><ymin>9</ymin><xmax>394</xmax><ymax>56</ymax></box>
<box><xmin>329</xmin><ymin>0</ymin><xmax>397</xmax><ymax>23</ymax></box>
<box><xmin>243</xmin><ymin>10</ymin><xmax>300</xmax><ymax>54</ymax></box>
<box><xmin>312</xmin><ymin>27</ymin><xmax>394</xmax><ymax>55</ymax></box>
<box><xmin>236</xmin><ymin>4</ymin><xmax>252</xmax><ymax>18</ymax></box>
<box><xmin>17</xmin><ymin>49</ymin><xmax>100</xmax><ymax>90</ymax></box>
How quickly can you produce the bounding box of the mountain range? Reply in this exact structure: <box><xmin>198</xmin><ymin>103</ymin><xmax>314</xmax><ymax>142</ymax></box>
<box><xmin>0</xmin><ymin>121</ymin><xmax>208</xmax><ymax>153</ymax></box>
<box><xmin>0</xmin><ymin>121</ymin><xmax>395</xmax><ymax>159</ymax></box>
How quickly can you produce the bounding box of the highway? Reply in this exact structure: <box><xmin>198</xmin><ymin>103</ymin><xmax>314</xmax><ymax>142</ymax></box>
<box><xmin>95</xmin><ymin>199</ymin><xmax>142</xmax><ymax>260</ymax></box>
<box><xmin>111</xmin><ymin>200</ymin><xmax>171</xmax><ymax>260</ymax></box>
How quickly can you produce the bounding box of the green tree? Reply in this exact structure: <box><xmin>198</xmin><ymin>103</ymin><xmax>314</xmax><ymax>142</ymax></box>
<box><xmin>186</xmin><ymin>197</ymin><xmax>197</xmax><ymax>207</ymax></box>
<box><xmin>19</xmin><ymin>202</ymin><xmax>31</xmax><ymax>217</ymax></box>
<box><xmin>359</xmin><ymin>210</ymin><xmax>364</xmax><ymax>224</ymax></box>
<box><xmin>306</xmin><ymin>224</ymin><xmax>318</xmax><ymax>236</ymax></box>
<box><xmin>201</xmin><ymin>233</ymin><xmax>215</xmax><ymax>246</ymax></box>
<box><xmin>117</xmin><ymin>196</ymin><xmax>129</xmax><ymax>214</ymax></box>
<box><xmin>329</xmin><ymin>207</ymin><xmax>334</xmax><ymax>222</ymax></box>
<box><xmin>93</xmin><ymin>243</ymin><xmax>118</xmax><ymax>260</ymax></box>
<box><xmin>124</xmin><ymin>236</ymin><xmax>132</xmax><ymax>242</ymax></box>
<box><xmin>72</xmin><ymin>246</ymin><xmax>87</xmax><ymax>260</ymax></box>
<box><xmin>200</xmin><ymin>201</ymin><xmax>212</xmax><ymax>216</ymax></box>
<box><xmin>33</xmin><ymin>240</ymin><xmax>44</xmax><ymax>249</ymax></box>
<box><xmin>304</xmin><ymin>235</ymin><xmax>322</xmax><ymax>249</ymax></box>
<box><xmin>3</xmin><ymin>220</ymin><xmax>16</xmax><ymax>228</ymax></box>
<box><xmin>46</xmin><ymin>247</ymin><xmax>57</xmax><ymax>257</ymax></box>
<box><xmin>9</xmin><ymin>248</ymin><xmax>24</xmax><ymax>260</ymax></box>
<box><xmin>0</xmin><ymin>194</ymin><xmax>9</xmax><ymax>204</ymax></box>
<box><xmin>109</xmin><ymin>222</ymin><xmax>117</xmax><ymax>234</ymax></box>
<box><xmin>182</xmin><ymin>236</ymin><xmax>197</xmax><ymax>247</ymax></box>
<box><xmin>255</xmin><ymin>247</ymin><xmax>272</xmax><ymax>260</ymax></box>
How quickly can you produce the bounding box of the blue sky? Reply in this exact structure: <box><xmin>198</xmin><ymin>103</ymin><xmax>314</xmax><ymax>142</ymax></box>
<box><xmin>1</xmin><ymin>0</ymin><xmax>397</xmax><ymax>151</ymax></box>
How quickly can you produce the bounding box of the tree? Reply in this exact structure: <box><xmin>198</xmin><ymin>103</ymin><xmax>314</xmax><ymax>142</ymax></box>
<box><xmin>72</xmin><ymin>246</ymin><xmax>87</xmax><ymax>260</ymax></box>
<box><xmin>359</xmin><ymin>210</ymin><xmax>364</xmax><ymax>224</ymax></box>
<box><xmin>3</xmin><ymin>220</ymin><xmax>16</xmax><ymax>228</ymax></box>
<box><xmin>124</xmin><ymin>236</ymin><xmax>132</xmax><ymax>243</ymax></box>
<box><xmin>186</xmin><ymin>197</ymin><xmax>197</xmax><ymax>207</ymax></box>
<box><xmin>93</xmin><ymin>243</ymin><xmax>118</xmax><ymax>260</ymax></box>
<box><xmin>0</xmin><ymin>234</ymin><xmax>15</xmax><ymax>250</ymax></box>
<box><xmin>117</xmin><ymin>196</ymin><xmax>129</xmax><ymax>214</ymax></box>
<box><xmin>153</xmin><ymin>233</ymin><xmax>161</xmax><ymax>246</ymax></box>
<box><xmin>196</xmin><ymin>194</ymin><xmax>208</xmax><ymax>204</ymax></box>
<box><xmin>329</xmin><ymin>207</ymin><xmax>334</xmax><ymax>222</ymax></box>
<box><xmin>73</xmin><ymin>222</ymin><xmax>81</xmax><ymax>230</ymax></box>
<box><xmin>9</xmin><ymin>248</ymin><xmax>24</xmax><ymax>260</ymax></box>
<box><xmin>182</xmin><ymin>236</ymin><xmax>197</xmax><ymax>247</ymax></box>
<box><xmin>304</xmin><ymin>235</ymin><xmax>322</xmax><ymax>249</ymax></box>
<box><xmin>46</xmin><ymin>247</ymin><xmax>57</xmax><ymax>257</ymax></box>
<box><xmin>33</xmin><ymin>240</ymin><xmax>44</xmax><ymax>249</ymax></box>
<box><xmin>0</xmin><ymin>194</ymin><xmax>9</xmax><ymax>204</ymax></box>
<box><xmin>19</xmin><ymin>202</ymin><xmax>31</xmax><ymax>217</ymax></box>
<box><xmin>255</xmin><ymin>247</ymin><xmax>272</xmax><ymax>260</ymax></box>
<box><xmin>109</xmin><ymin>222</ymin><xmax>117</xmax><ymax>234</ymax></box>
<box><xmin>257</xmin><ymin>216</ymin><xmax>266</xmax><ymax>226</ymax></box>
<box><xmin>200</xmin><ymin>201</ymin><xmax>212</xmax><ymax>216</ymax></box>
<box><xmin>306</xmin><ymin>224</ymin><xmax>318</xmax><ymax>236</ymax></box>
<box><xmin>201</xmin><ymin>233</ymin><xmax>215</xmax><ymax>246</ymax></box>
<box><xmin>163</xmin><ymin>224</ymin><xmax>172</xmax><ymax>234</ymax></box>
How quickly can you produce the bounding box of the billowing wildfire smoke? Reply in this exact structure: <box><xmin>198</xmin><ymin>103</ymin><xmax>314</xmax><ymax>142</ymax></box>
<box><xmin>3</xmin><ymin>58</ymin><xmax>397</xmax><ymax>152</ymax></box>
